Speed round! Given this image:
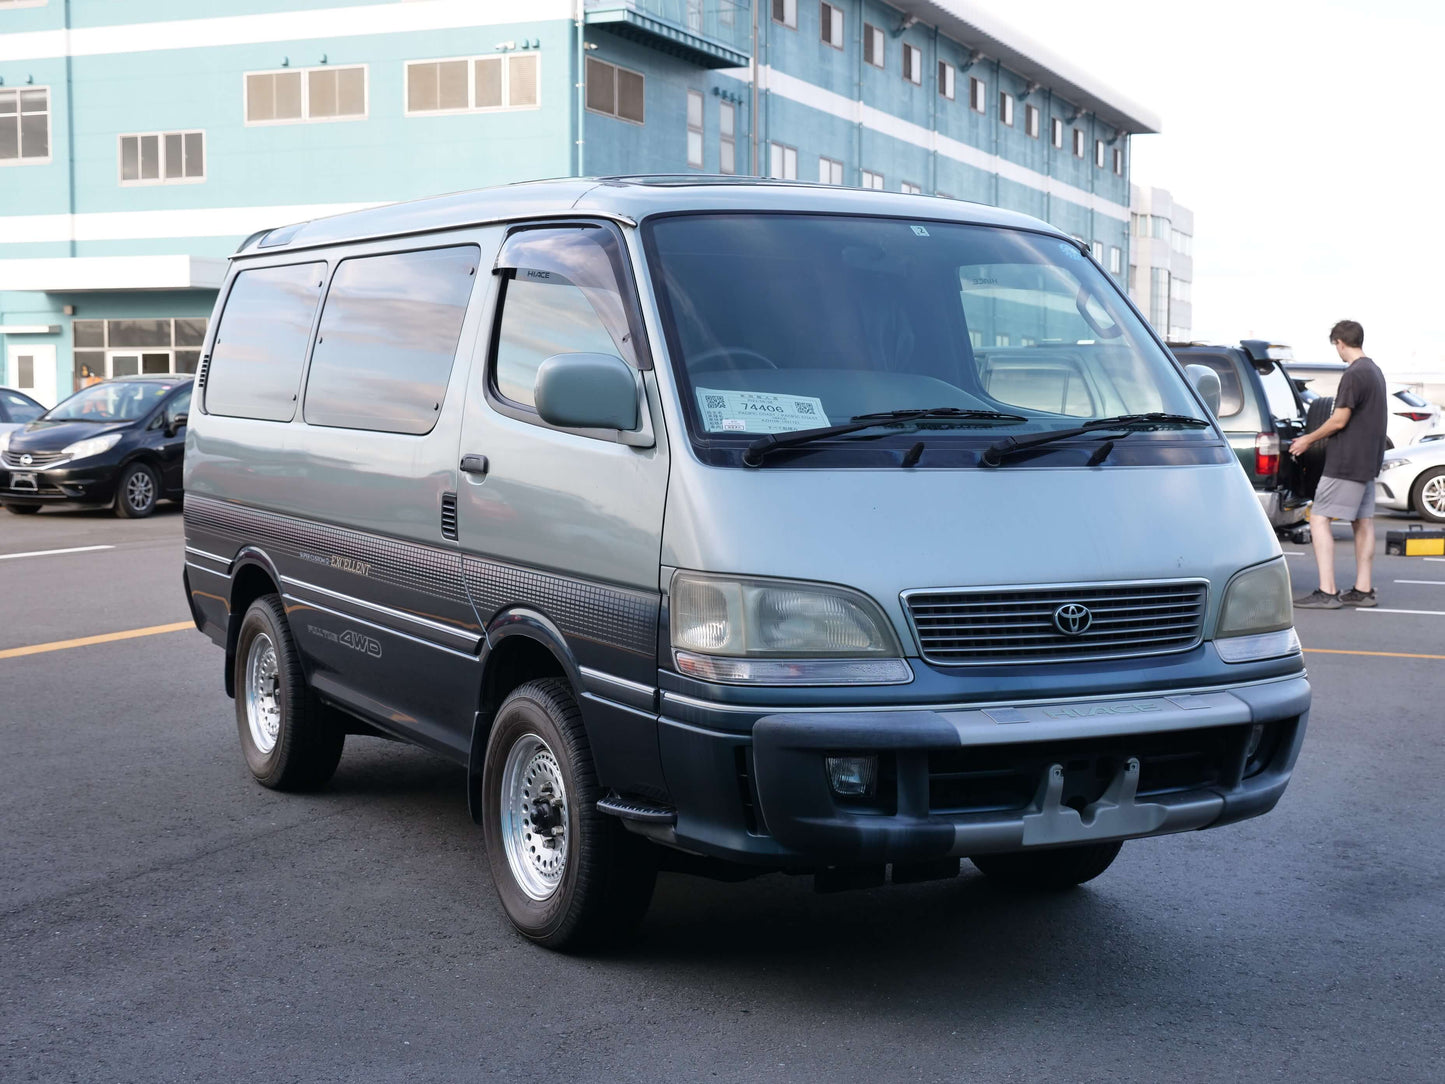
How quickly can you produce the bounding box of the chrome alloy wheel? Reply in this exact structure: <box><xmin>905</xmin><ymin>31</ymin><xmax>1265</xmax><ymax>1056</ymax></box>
<box><xmin>1422</xmin><ymin>473</ymin><xmax>1445</xmax><ymax>519</ymax></box>
<box><xmin>244</xmin><ymin>633</ymin><xmax>282</xmax><ymax>755</ymax></box>
<box><xmin>499</xmin><ymin>734</ymin><xmax>570</xmax><ymax>901</ymax></box>
<box><xmin>125</xmin><ymin>470</ymin><xmax>155</xmax><ymax>512</ymax></box>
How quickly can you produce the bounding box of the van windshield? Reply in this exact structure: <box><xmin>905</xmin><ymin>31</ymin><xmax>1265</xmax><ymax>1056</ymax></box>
<box><xmin>646</xmin><ymin>214</ymin><xmax>1207</xmax><ymax>462</ymax></box>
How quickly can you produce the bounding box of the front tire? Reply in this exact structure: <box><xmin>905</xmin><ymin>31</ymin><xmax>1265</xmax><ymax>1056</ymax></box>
<box><xmin>1412</xmin><ymin>467</ymin><xmax>1445</xmax><ymax>524</ymax></box>
<box><xmin>4</xmin><ymin>504</ymin><xmax>40</xmax><ymax>515</ymax></box>
<box><xmin>115</xmin><ymin>461</ymin><xmax>159</xmax><ymax>518</ymax></box>
<box><xmin>481</xmin><ymin>678</ymin><xmax>657</xmax><ymax>951</ymax></box>
<box><xmin>970</xmin><ymin>840</ymin><xmax>1123</xmax><ymax>890</ymax></box>
<box><xmin>234</xmin><ymin>595</ymin><xmax>344</xmax><ymax>790</ymax></box>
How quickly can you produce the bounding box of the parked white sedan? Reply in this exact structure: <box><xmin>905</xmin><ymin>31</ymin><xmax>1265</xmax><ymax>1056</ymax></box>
<box><xmin>1377</xmin><ymin>441</ymin><xmax>1445</xmax><ymax>523</ymax></box>
<box><xmin>1387</xmin><ymin>385</ymin><xmax>1442</xmax><ymax>449</ymax></box>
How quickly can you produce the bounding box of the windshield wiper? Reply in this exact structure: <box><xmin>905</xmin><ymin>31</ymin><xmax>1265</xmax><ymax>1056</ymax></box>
<box><xmin>980</xmin><ymin>412</ymin><xmax>1211</xmax><ymax>467</ymax></box>
<box><xmin>742</xmin><ymin>408</ymin><xmax>1026</xmax><ymax>467</ymax></box>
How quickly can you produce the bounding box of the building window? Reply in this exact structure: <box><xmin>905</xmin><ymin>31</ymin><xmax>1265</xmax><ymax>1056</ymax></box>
<box><xmin>938</xmin><ymin>60</ymin><xmax>955</xmax><ymax>100</ymax></box>
<box><xmin>1171</xmin><ymin>228</ymin><xmax>1192</xmax><ymax>256</ymax></box>
<box><xmin>245</xmin><ymin>66</ymin><xmax>366</xmax><ymax>124</ymax></box>
<box><xmin>586</xmin><ymin>57</ymin><xmax>645</xmax><ymax>124</ymax></box>
<box><xmin>861</xmin><ymin>169</ymin><xmax>883</xmax><ymax>190</ymax></box>
<box><xmin>719</xmin><ymin>100</ymin><xmax>736</xmax><ymax>174</ymax></box>
<box><xmin>820</xmin><ymin>2</ymin><xmax>843</xmax><ymax>49</ymax></box>
<box><xmin>1108</xmin><ymin>246</ymin><xmax>1122</xmax><ymax>274</ymax></box>
<box><xmin>1090</xmin><ymin>240</ymin><xmax>1104</xmax><ymax>263</ymax></box>
<box><xmin>1128</xmin><ymin>264</ymin><xmax>1138</xmax><ymax>294</ymax></box>
<box><xmin>406</xmin><ymin>54</ymin><xmax>540</xmax><ymax>114</ymax></box>
<box><xmin>0</xmin><ymin>87</ymin><xmax>50</xmax><ymax>162</ymax></box>
<box><xmin>999</xmin><ymin>91</ymin><xmax>1014</xmax><ymax>127</ymax></box>
<box><xmin>863</xmin><ymin>23</ymin><xmax>884</xmax><ymax>68</ymax></box>
<box><xmin>1050</xmin><ymin>116</ymin><xmax>1063</xmax><ymax>148</ymax></box>
<box><xmin>902</xmin><ymin>44</ymin><xmax>922</xmax><ymax>85</ymax></box>
<box><xmin>1072</xmin><ymin>128</ymin><xmax>1085</xmax><ymax>157</ymax></box>
<box><xmin>1170</xmin><ymin>278</ymin><xmax>1192</xmax><ymax>305</ymax></box>
<box><xmin>901</xmin><ymin>181</ymin><xmax>921</xmax><ymax>194</ymax></box>
<box><xmin>768</xmin><ymin>141</ymin><xmax>797</xmax><ymax>180</ymax></box>
<box><xmin>1025</xmin><ymin>103</ymin><xmax>1039</xmax><ymax>138</ymax></box>
<box><xmin>1150</xmin><ymin>267</ymin><xmax>1170</xmax><ymax>330</ymax></box>
<box><xmin>1095</xmin><ymin>139</ymin><xmax>1106</xmax><ymax>168</ymax></box>
<box><xmin>686</xmin><ymin>89</ymin><xmax>704</xmax><ymax>168</ymax></box>
<box><xmin>72</xmin><ymin>315</ymin><xmax>211</xmax><ymax>388</ymax></box>
<box><xmin>119</xmin><ymin>131</ymin><xmax>204</xmax><ymax>185</ymax></box>
<box><xmin>969</xmin><ymin>76</ymin><xmax>986</xmax><ymax>113</ymax></box>
<box><xmin>818</xmin><ymin>155</ymin><xmax>843</xmax><ymax>186</ymax></box>
<box><xmin>1113</xmin><ymin>146</ymin><xmax>1123</xmax><ymax>175</ymax></box>
<box><xmin>1151</xmin><ymin>215</ymin><xmax>1170</xmax><ymax>239</ymax></box>
<box><xmin>772</xmin><ymin>0</ymin><xmax>796</xmax><ymax>29</ymax></box>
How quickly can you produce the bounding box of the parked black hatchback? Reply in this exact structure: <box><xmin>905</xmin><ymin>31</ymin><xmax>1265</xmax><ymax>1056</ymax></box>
<box><xmin>0</xmin><ymin>375</ymin><xmax>192</xmax><ymax>518</ymax></box>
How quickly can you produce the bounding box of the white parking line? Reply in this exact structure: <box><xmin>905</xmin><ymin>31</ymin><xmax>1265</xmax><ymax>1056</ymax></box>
<box><xmin>1426</xmin><ymin>557</ymin><xmax>1445</xmax><ymax>563</ymax></box>
<box><xmin>1283</xmin><ymin>551</ymin><xmax>1303</xmax><ymax>557</ymax></box>
<box><xmin>0</xmin><ymin>545</ymin><xmax>115</xmax><ymax>561</ymax></box>
<box><xmin>1362</xmin><ymin>607</ymin><xmax>1445</xmax><ymax>616</ymax></box>
<box><xmin>1394</xmin><ymin>580</ymin><xmax>1445</xmax><ymax>586</ymax></box>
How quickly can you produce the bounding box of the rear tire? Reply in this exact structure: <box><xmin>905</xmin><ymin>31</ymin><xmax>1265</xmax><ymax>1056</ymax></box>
<box><xmin>481</xmin><ymin>678</ymin><xmax>657</xmax><ymax>951</ymax></box>
<box><xmin>4</xmin><ymin>504</ymin><xmax>40</xmax><ymax>515</ymax></box>
<box><xmin>1412</xmin><ymin>467</ymin><xmax>1445</xmax><ymax>524</ymax></box>
<box><xmin>970</xmin><ymin>840</ymin><xmax>1123</xmax><ymax>890</ymax></box>
<box><xmin>115</xmin><ymin>462</ymin><xmax>159</xmax><ymax>518</ymax></box>
<box><xmin>233</xmin><ymin>594</ymin><xmax>344</xmax><ymax>790</ymax></box>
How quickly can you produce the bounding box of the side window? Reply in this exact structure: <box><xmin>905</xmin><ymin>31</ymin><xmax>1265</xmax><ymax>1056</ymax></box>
<box><xmin>1186</xmin><ymin>354</ymin><xmax>1245</xmax><ymax>418</ymax></box>
<box><xmin>167</xmin><ymin>387</ymin><xmax>193</xmax><ymax>418</ymax></box>
<box><xmin>206</xmin><ymin>262</ymin><xmax>325</xmax><ymax>421</ymax></box>
<box><xmin>303</xmin><ymin>246</ymin><xmax>477</xmax><ymax>434</ymax></box>
<box><xmin>490</xmin><ymin>226</ymin><xmax>644</xmax><ymax>415</ymax></box>
<box><xmin>2</xmin><ymin>391</ymin><xmax>43</xmax><ymax>422</ymax></box>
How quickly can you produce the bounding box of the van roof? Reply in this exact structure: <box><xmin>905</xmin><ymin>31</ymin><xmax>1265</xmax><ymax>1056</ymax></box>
<box><xmin>233</xmin><ymin>176</ymin><xmax>1075</xmax><ymax>258</ymax></box>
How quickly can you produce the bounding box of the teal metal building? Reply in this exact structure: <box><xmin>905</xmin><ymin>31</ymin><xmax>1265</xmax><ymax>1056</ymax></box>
<box><xmin>0</xmin><ymin>0</ymin><xmax>1157</xmax><ymax>404</ymax></box>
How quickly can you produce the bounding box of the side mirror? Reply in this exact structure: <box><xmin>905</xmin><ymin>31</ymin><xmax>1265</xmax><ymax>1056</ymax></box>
<box><xmin>166</xmin><ymin>411</ymin><xmax>189</xmax><ymax>436</ymax></box>
<box><xmin>534</xmin><ymin>352</ymin><xmax>639</xmax><ymax>432</ymax></box>
<box><xmin>1185</xmin><ymin>364</ymin><xmax>1221</xmax><ymax>416</ymax></box>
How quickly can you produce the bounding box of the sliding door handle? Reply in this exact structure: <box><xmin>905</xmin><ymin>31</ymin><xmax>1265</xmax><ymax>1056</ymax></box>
<box><xmin>460</xmin><ymin>454</ymin><xmax>489</xmax><ymax>476</ymax></box>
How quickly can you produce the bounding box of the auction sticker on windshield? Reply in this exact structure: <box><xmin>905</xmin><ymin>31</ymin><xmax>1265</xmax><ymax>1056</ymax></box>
<box><xmin>695</xmin><ymin>388</ymin><xmax>830</xmax><ymax>434</ymax></box>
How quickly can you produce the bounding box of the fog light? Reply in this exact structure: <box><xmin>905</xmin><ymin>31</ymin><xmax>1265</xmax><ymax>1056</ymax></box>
<box><xmin>1244</xmin><ymin>723</ymin><xmax>1266</xmax><ymax>759</ymax></box>
<box><xmin>826</xmin><ymin>755</ymin><xmax>877</xmax><ymax>797</ymax></box>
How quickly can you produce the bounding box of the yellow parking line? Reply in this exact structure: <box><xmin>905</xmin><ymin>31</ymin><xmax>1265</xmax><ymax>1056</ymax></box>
<box><xmin>0</xmin><ymin>621</ymin><xmax>194</xmax><ymax>660</ymax></box>
<box><xmin>1304</xmin><ymin>647</ymin><xmax>1445</xmax><ymax>661</ymax></box>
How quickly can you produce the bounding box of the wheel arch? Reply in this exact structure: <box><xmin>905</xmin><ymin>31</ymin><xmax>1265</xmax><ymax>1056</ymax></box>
<box><xmin>467</xmin><ymin>608</ymin><xmax>583</xmax><ymax>825</ymax></box>
<box><xmin>224</xmin><ymin>548</ymin><xmax>284</xmax><ymax>698</ymax></box>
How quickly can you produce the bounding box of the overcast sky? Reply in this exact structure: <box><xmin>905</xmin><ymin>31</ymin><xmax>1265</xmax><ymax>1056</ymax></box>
<box><xmin>966</xmin><ymin>0</ymin><xmax>1444</xmax><ymax>374</ymax></box>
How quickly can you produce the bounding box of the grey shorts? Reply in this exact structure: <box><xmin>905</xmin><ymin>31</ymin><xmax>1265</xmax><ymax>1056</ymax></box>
<box><xmin>1313</xmin><ymin>475</ymin><xmax>1376</xmax><ymax>521</ymax></box>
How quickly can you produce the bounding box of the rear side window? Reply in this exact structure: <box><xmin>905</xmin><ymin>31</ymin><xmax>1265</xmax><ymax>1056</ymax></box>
<box><xmin>1181</xmin><ymin>352</ymin><xmax>1245</xmax><ymax>418</ymax></box>
<box><xmin>1395</xmin><ymin>388</ymin><xmax>1429</xmax><ymax>408</ymax></box>
<box><xmin>304</xmin><ymin>245</ymin><xmax>477</xmax><ymax>434</ymax></box>
<box><xmin>206</xmin><ymin>262</ymin><xmax>325</xmax><ymax>421</ymax></box>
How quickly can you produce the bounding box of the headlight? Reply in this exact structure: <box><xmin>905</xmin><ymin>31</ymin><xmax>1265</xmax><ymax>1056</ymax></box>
<box><xmin>1383</xmin><ymin>458</ymin><xmax>1411</xmax><ymax>471</ymax></box>
<box><xmin>1215</xmin><ymin>559</ymin><xmax>1299</xmax><ymax>663</ymax></box>
<box><xmin>670</xmin><ymin>571</ymin><xmax>912</xmax><ymax>685</ymax></box>
<box><xmin>62</xmin><ymin>432</ymin><xmax>123</xmax><ymax>461</ymax></box>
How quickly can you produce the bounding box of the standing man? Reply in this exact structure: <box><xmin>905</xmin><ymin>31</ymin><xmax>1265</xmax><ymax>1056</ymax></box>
<box><xmin>1290</xmin><ymin>320</ymin><xmax>1389</xmax><ymax>608</ymax></box>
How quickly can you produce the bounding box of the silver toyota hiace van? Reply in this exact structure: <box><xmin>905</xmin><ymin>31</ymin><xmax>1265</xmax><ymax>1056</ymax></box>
<box><xmin>183</xmin><ymin>178</ymin><xmax>1309</xmax><ymax>949</ymax></box>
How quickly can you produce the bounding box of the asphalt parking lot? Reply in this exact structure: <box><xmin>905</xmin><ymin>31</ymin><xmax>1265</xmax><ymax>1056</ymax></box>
<box><xmin>2</xmin><ymin>506</ymin><xmax>1442</xmax><ymax>1083</ymax></box>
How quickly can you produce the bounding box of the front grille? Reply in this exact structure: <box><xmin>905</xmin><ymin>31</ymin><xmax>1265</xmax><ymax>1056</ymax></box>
<box><xmin>906</xmin><ymin>580</ymin><xmax>1207</xmax><ymax>665</ymax></box>
<box><xmin>2</xmin><ymin>449</ymin><xmax>68</xmax><ymax>469</ymax></box>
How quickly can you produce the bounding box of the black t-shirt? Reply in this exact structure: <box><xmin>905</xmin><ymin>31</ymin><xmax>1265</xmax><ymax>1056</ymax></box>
<box><xmin>1323</xmin><ymin>356</ymin><xmax>1388</xmax><ymax>482</ymax></box>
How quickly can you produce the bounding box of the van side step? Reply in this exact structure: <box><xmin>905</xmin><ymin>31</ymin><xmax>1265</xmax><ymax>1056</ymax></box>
<box><xmin>597</xmin><ymin>793</ymin><xmax>677</xmax><ymax>825</ymax></box>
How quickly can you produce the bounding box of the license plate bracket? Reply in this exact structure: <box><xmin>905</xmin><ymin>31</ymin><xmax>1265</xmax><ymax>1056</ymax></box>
<box><xmin>9</xmin><ymin>471</ymin><xmax>38</xmax><ymax>490</ymax></box>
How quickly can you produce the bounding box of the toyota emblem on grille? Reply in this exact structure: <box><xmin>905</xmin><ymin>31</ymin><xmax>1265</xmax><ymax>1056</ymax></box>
<box><xmin>1053</xmin><ymin>603</ymin><xmax>1093</xmax><ymax>636</ymax></box>
<box><xmin>19</xmin><ymin>454</ymin><xmax>32</xmax><ymax>466</ymax></box>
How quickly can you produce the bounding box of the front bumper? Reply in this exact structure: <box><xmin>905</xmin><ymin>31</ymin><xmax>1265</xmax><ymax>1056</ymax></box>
<box><xmin>1</xmin><ymin>464</ymin><xmax>120</xmax><ymax>508</ymax></box>
<box><xmin>1375</xmin><ymin>468</ymin><xmax>1414</xmax><ymax>512</ymax></box>
<box><xmin>653</xmin><ymin>675</ymin><xmax>1309</xmax><ymax>866</ymax></box>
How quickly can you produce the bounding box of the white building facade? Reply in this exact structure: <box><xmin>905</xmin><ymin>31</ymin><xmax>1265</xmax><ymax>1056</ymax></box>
<box><xmin>1128</xmin><ymin>184</ymin><xmax>1193</xmax><ymax>342</ymax></box>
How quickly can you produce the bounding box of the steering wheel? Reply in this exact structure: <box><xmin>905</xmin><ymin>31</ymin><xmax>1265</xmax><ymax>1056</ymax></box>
<box><xmin>688</xmin><ymin>346</ymin><xmax>780</xmax><ymax>374</ymax></box>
